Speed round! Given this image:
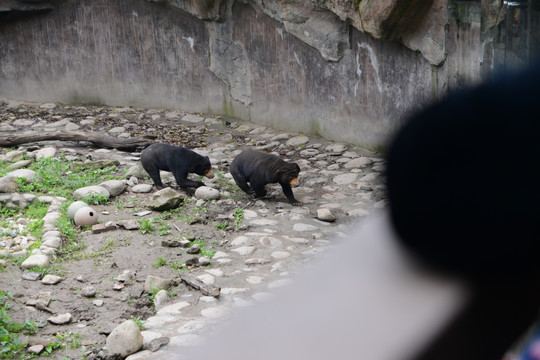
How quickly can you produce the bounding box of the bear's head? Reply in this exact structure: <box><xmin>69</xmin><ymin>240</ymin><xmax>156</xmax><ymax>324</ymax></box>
<box><xmin>280</xmin><ymin>163</ymin><xmax>300</xmax><ymax>187</ymax></box>
<box><xmin>194</xmin><ymin>156</ymin><xmax>214</xmax><ymax>179</ymax></box>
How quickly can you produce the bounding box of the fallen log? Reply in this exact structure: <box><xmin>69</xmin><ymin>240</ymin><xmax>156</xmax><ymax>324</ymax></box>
<box><xmin>0</xmin><ymin>131</ymin><xmax>155</xmax><ymax>151</ymax></box>
<box><xmin>179</xmin><ymin>273</ymin><xmax>221</xmax><ymax>297</ymax></box>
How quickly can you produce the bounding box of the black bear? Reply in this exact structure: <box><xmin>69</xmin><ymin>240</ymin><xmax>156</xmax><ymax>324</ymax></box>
<box><xmin>140</xmin><ymin>143</ymin><xmax>214</xmax><ymax>189</ymax></box>
<box><xmin>230</xmin><ymin>149</ymin><xmax>301</xmax><ymax>205</ymax></box>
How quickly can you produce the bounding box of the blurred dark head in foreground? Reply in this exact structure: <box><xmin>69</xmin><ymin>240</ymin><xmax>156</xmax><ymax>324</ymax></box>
<box><xmin>387</xmin><ymin>62</ymin><xmax>540</xmax><ymax>360</ymax></box>
<box><xmin>387</xmin><ymin>62</ymin><xmax>540</xmax><ymax>280</ymax></box>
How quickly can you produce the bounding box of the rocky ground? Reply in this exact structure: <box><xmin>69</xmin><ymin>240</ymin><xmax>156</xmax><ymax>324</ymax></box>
<box><xmin>0</xmin><ymin>99</ymin><xmax>387</xmax><ymax>359</ymax></box>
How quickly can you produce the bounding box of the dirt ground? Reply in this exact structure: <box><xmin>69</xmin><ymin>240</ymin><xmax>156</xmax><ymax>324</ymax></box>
<box><xmin>0</xmin><ymin>101</ymin><xmax>385</xmax><ymax>359</ymax></box>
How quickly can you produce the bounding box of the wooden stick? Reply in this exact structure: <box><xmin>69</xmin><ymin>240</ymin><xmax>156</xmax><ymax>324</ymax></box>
<box><xmin>0</xmin><ymin>131</ymin><xmax>154</xmax><ymax>151</ymax></box>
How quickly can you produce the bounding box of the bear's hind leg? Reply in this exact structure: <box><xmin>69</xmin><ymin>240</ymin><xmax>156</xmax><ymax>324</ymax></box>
<box><xmin>145</xmin><ymin>167</ymin><xmax>165</xmax><ymax>190</ymax></box>
<box><xmin>252</xmin><ymin>183</ymin><xmax>267</xmax><ymax>199</ymax></box>
<box><xmin>232</xmin><ymin>173</ymin><xmax>254</xmax><ymax>195</ymax></box>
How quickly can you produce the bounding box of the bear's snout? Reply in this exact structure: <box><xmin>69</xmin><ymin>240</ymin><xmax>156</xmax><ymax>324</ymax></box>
<box><xmin>290</xmin><ymin>177</ymin><xmax>300</xmax><ymax>187</ymax></box>
<box><xmin>205</xmin><ymin>169</ymin><xmax>215</xmax><ymax>179</ymax></box>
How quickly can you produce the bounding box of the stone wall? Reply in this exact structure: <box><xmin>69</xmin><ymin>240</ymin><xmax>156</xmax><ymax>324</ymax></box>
<box><xmin>0</xmin><ymin>0</ymin><xmax>497</xmax><ymax>148</ymax></box>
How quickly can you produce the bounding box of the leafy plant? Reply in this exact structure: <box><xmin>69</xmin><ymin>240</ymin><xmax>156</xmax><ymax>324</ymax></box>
<box><xmin>130</xmin><ymin>317</ymin><xmax>145</xmax><ymax>331</ymax></box>
<box><xmin>215</xmin><ymin>221</ymin><xmax>228</xmax><ymax>230</ymax></box>
<box><xmin>191</xmin><ymin>239</ymin><xmax>217</xmax><ymax>258</ymax></box>
<box><xmin>22</xmin><ymin>201</ymin><xmax>49</xmax><ymax>219</ymax></box>
<box><xmin>169</xmin><ymin>261</ymin><xmax>184</xmax><ymax>271</ymax></box>
<box><xmin>147</xmin><ymin>287</ymin><xmax>162</xmax><ymax>302</ymax></box>
<box><xmin>233</xmin><ymin>207</ymin><xmax>244</xmax><ymax>230</ymax></box>
<box><xmin>157</xmin><ymin>223</ymin><xmax>171</xmax><ymax>236</ymax></box>
<box><xmin>152</xmin><ymin>257</ymin><xmax>167</xmax><ymax>268</ymax></box>
<box><xmin>24</xmin><ymin>266</ymin><xmax>49</xmax><ymax>277</ymax></box>
<box><xmin>55</xmin><ymin>331</ymin><xmax>82</xmax><ymax>350</ymax></box>
<box><xmin>25</xmin><ymin>219</ymin><xmax>44</xmax><ymax>239</ymax></box>
<box><xmin>81</xmin><ymin>193</ymin><xmax>109</xmax><ymax>205</ymax></box>
<box><xmin>138</xmin><ymin>219</ymin><xmax>155</xmax><ymax>234</ymax></box>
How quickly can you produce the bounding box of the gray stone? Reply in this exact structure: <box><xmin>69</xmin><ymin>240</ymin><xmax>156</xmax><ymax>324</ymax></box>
<box><xmin>93</xmin><ymin>299</ymin><xmax>104</xmax><ymax>307</ymax></box>
<box><xmin>198</xmin><ymin>256</ymin><xmax>211</xmax><ymax>266</ymax></box>
<box><xmin>194</xmin><ymin>186</ymin><xmax>220</xmax><ymax>201</ymax></box>
<box><xmin>231</xmin><ymin>246</ymin><xmax>255</xmax><ymax>256</ymax></box>
<box><xmin>325</xmin><ymin>144</ymin><xmax>348</xmax><ymax>154</ymax></box>
<box><xmin>7</xmin><ymin>159</ymin><xmax>33</xmax><ymax>170</ymax></box>
<box><xmin>34</xmin><ymin>147</ymin><xmax>57</xmax><ymax>159</ymax></box>
<box><xmin>42</xmin><ymin>211</ymin><xmax>60</xmax><ymax>226</ymax></box>
<box><xmin>182</xmin><ymin>114</ymin><xmax>205</xmax><ymax>123</ymax></box>
<box><xmin>153</xmin><ymin>289</ymin><xmax>168</xmax><ymax>310</ymax></box>
<box><xmin>39</xmin><ymin>103</ymin><xmax>57</xmax><ymax>109</ymax></box>
<box><xmin>317</xmin><ymin>208</ymin><xmax>336</xmax><ymax>222</ymax></box>
<box><xmin>245</xmin><ymin>258</ymin><xmax>271</xmax><ymax>265</ymax></box>
<box><xmin>156</xmin><ymin>301</ymin><xmax>190</xmax><ymax>316</ymax></box>
<box><xmin>12</xmin><ymin>119</ymin><xmax>34</xmax><ymax>126</ymax></box>
<box><xmin>42</xmin><ymin>230</ymin><xmax>61</xmax><ymax>238</ymax></box>
<box><xmin>144</xmin><ymin>275</ymin><xmax>173</xmax><ymax>292</ymax></box>
<box><xmin>64</xmin><ymin>122</ymin><xmax>80</xmax><ymax>131</ymax></box>
<box><xmin>106</xmin><ymin>320</ymin><xmax>144</xmax><ymax>358</ymax></box>
<box><xmin>344</xmin><ymin>157</ymin><xmax>373</xmax><ymax>169</ymax></box>
<box><xmin>99</xmin><ymin>180</ymin><xmax>127</xmax><ymax>196</ymax></box>
<box><xmin>26</xmin><ymin>291</ymin><xmax>52</xmax><ymax>307</ymax></box>
<box><xmin>145</xmin><ymin>187</ymin><xmax>183</xmax><ymax>211</ymax></box>
<box><xmin>186</xmin><ymin>243</ymin><xmax>200</xmax><ymax>254</ymax></box>
<box><xmin>0</xmin><ymin>124</ymin><xmax>16</xmax><ymax>132</ymax></box>
<box><xmin>131</xmin><ymin>184</ymin><xmax>154</xmax><ymax>193</ymax></box>
<box><xmin>73</xmin><ymin>185</ymin><xmax>110</xmax><ymax>201</ymax></box>
<box><xmin>293</xmin><ymin>223</ymin><xmax>318</xmax><ymax>232</ymax></box>
<box><xmin>286</xmin><ymin>136</ymin><xmax>309</xmax><ymax>146</ymax></box>
<box><xmin>22</xmin><ymin>271</ymin><xmax>42</xmax><ymax>281</ymax></box>
<box><xmin>6</xmin><ymin>169</ymin><xmax>41</xmax><ymax>183</ymax></box>
<box><xmin>27</xmin><ymin>344</ymin><xmax>44</xmax><ymax>355</ymax></box>
<box><xmin>81</xmin><ymin>286</ymin><xmax>97</xmax><ymax>297</ymax></box>
<box><xmin>333</xmin><ymin>173</ymin><xmax>358</xmax><ymax>185</ymax></box>
<box><xmin>41</xmin><ymin>236</ymin><xmax>61</xmax><ymax>249</ymax></box>
<box><xmin>118</xmin><ymin>219</ymin><xmax>141</xmax><ymax>230</ymax></box>
<box><xmin>109</xmin><ymin>126</ymin><xmax>125</xmax><ymax>133</ymax></box>
<box><xmin>359</xmin><ymin>173</ymin><xmax>379</xmax><ymax>182</ymax></box>
<box><xmin>0</xmin><ymin>176</ymin><xmax>18</xmax><ymax>193</ymax></box>
<box><xmin>271</xmin><ymin>251</ymin><xmax>290</xmax><ymax>259</ymax></box>
<box><xmin>146</xmin><ymin>336</ymin><xmax>170</xmax><ymax>352</ymax></box>
<box><xmin>47</xmin><ymin>313</ymin><xmax>72</xmax><ymax>325</ymax></box>
<box><xmin>347</xmin><ymin>208</ymin><xmax>371</xmax><ymax>217</ymax></box>
<box><xmin>21</xmin><ymin>254</ymin><xmax>49</xmax><ymax>269</ymax></box>
<box><xmin>5</xmin><ymin>150</ymin><xmax>25</xmax><ymax>162</ymax></box>
<box><xmin>126</xmin><ymin>165</ymin><xmax>148</xmax><ymax>179</ymax></box>
<box><xmin>42</xmin><ymin>274</ymin><xmax>63</xmax><ymax>285</ymax></box>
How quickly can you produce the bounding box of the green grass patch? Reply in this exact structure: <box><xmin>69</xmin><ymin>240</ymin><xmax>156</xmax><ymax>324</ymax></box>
<box><xmin>152</xmin><ymin>257</ymin><xmax>167</xmax><ymax>269</ymax></box>
<box><xmin>138</xmin><ymin>218</ymin><xmax>155</xmax><ymax>234</ymax></box>
<box><xmin>191</xmin><ymin>239</ymin><xmax>217</xmax><ymax>258</ymax></box>
<box><xmin>0</xmin><ymin>290</ymin><xmax>40</xmax><ymax>359</ymax></box>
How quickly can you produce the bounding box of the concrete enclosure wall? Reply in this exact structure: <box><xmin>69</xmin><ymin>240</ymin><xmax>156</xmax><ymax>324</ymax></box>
<box><xmin>0</xmin><ymin>0</ymin><xmax>501</xmax><ymax>147</ymax></box>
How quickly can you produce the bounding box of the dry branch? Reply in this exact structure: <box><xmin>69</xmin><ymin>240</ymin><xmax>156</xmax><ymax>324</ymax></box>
<box><xmin>0</xmin><ymin>131</ymin><xmax>154</xmax><ymax>151</ymax></box>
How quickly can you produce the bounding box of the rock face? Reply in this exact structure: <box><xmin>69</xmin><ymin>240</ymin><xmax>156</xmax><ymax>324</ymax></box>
<box><xmin>0</xmin><ymin>0</ymin><xmax>522</xmax><ymax>148</ymax></box>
